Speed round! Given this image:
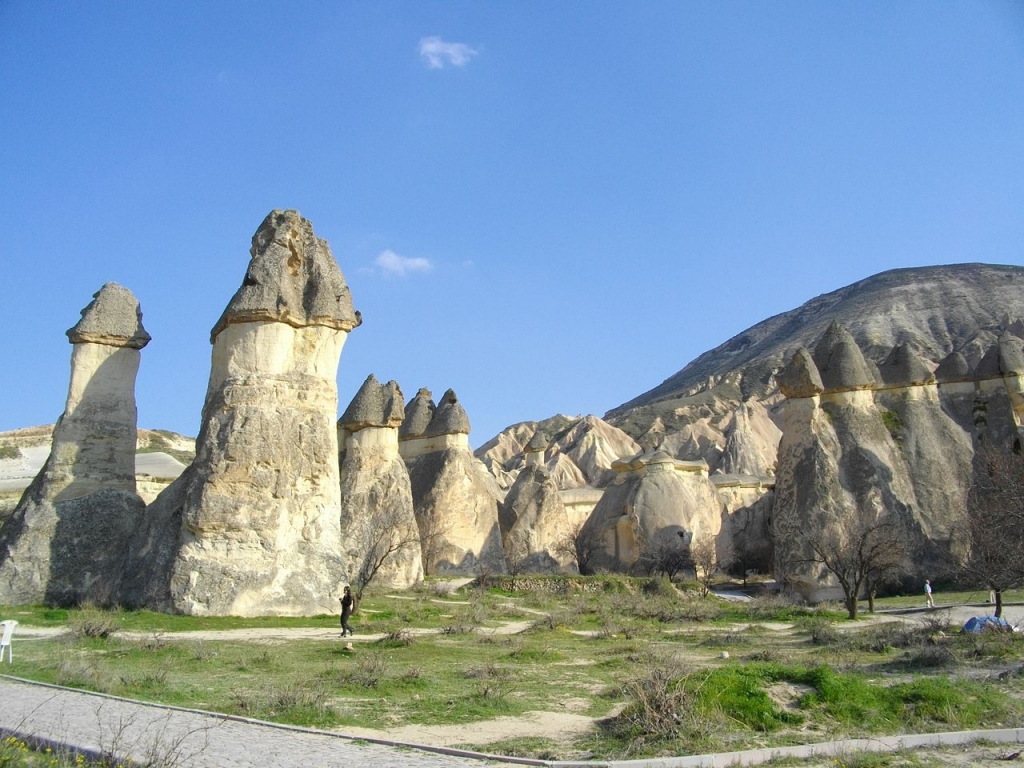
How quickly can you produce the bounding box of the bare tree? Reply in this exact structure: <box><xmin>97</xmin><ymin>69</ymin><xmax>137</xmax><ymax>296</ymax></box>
<box><xmin>776</xmin><ymin>506</ymin><xmax>909</xmax><ymax>620</ymax></box>
<box><xmin>554</xmin><ymin>521</ymin><xmax>604</xmax><ymax>575</ymax></box>
<box><xmin>635</xmin><ymin>531</ymin><xmax>693</xmax><ymax>581</ymax></box>
<box><xmin>503</xmin><ymin>530</ymin><xmax>529</xmax><ymax>590</ymax></box>
<box><xmin>353</xmin><ymin>507</ymin><xmax>421</xmax><ymax>603</ymax></box>
<box><xmin>690</xmin><ymin>536</ymin><xmax>735</xmax><ymax>598</ymax></box>
<box><xmin>415</xmin><ymin>510</ymin><xmax>454</xmax><ymax>577</ymax></box>
<box><xmin>958</xmin><ymin>445</ymin><xmax>1024</xmax><ymax>618</ymax></box>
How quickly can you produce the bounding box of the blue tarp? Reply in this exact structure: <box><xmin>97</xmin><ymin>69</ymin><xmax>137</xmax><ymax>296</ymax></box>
<box><xmin>962</xmin><ymin>615</ymin><xmax>1012</xmax><ymax>633</ymax></box>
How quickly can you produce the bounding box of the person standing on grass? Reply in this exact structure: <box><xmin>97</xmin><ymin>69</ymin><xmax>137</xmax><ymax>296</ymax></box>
<box><xmin>925</xmin><ymin>579</ymin><xmax>935</xmax><ymax>608</ymax></box>
<box><xmin>340</xmin><ymin>585</ymin><xmax>355</xmax><ymax>637</ymax></box>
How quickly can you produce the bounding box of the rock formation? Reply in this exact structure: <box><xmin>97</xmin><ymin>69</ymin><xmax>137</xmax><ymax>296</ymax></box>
<box><xmin>498</xmin><ymin>433</ymin><xmax>572</xmax><ymax>572</ymax></box>
<box><xmin>605</xmin><ymin>264</ymin><xmax>1024</xmax><ymax>483</ymax></box>
<box><xmin>477</xmin><ymin>414</ymin><xmax>640</xmax><ymax>490</ymax></box>
<box><xmin>123</xmin><ymin>210</ymin><xmax>361</xmax><ymax>616</ymax></box>
<box><xmin>581</xmin><ymin>449</ymin><xmax>725</xmax><ymax>573</ymax></box>
<box><xmin>772</xmin><ymin>324</ymin><xmax>977</xmax><ymax>599</ymax></box>
<box><xmin>338</xmin><ymin>375</ymin><xmax>423</xmax><ymax>590</ymax></box>
<box><xmin>0</xmin><ymin>283</ymin><xmax>150</xmax><ymax>605</ymax></box>
<box><xmin>402</xmin><ymin>389</ymin><xmax>506</xmax><ymax>576</ymax></box>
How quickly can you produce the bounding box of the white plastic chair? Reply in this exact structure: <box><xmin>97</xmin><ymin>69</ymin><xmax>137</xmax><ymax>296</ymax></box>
<box><xmin>0</xmin><ymin>620</ymin><xmax>17</xmax><ymax>662</ymax></box>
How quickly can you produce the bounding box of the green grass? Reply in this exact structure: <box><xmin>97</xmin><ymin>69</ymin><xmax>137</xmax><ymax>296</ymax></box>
<box><xmin>3</xmin><ymin>579</ymin><xmax>1024</xmax><ymax>761</ymax></box>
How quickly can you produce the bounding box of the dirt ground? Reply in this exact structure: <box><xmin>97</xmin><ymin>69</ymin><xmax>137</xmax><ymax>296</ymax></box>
<box><xmin>18</xmin><ymin>603</ymin><xmax>1024</xmax><ymax>763</ymax></box>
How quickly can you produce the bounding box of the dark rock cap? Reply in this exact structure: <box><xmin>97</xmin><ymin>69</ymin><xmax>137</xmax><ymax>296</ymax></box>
<box><xmin>777</xmin><ymin>348</ymin><xmax>824</xmax><ymax>398</ymax></box>
<box><xmin>935</xmin><ymin>351</ymin><xmax>973</xmax><ymax>384</ymax></box>
<box><xmin>382</xmin><ymin>380</ymin><xmax>406</xmax><ymax>427</ymax></box>
<box><xmin>67</xmin><ymin>283</ymin><xmax>151</xmax><ymax>349</ymax></box>
<box><xmin>975</xmin><ymin>343</ymin><xmax>1002</xmax><ymax>380</ymax></box>
<box><xmin>877</xmin><ymin>343</ymin><xmax>935</xmax><ymax>388</ymax></box>
<box><xmin>424</xmin><ymin>388</ymin><xmax>471</xmax><ymax>437</ymax></box>
<box><xmin>998</xmin><ymin>332</ymin><xmax>1024</xmax><ymax>377</ymax></box>
<box><xmin>812</xmin><ymin>322</ymin><xmax>874</xmax><ymax>392</ymax></box>
<box><xmin>339</xmin><ymin>375</ymin><xmax>405</xmax><ymax>431</ymax></box>
<box><xmin>400</xmin><ymin>388</ymin><xmax>435</xmax><ymax>439</ymax></box>
<box><xmin>211</xmin><ymin>209</ymin><xmax>361</xmax><ymax>342</ymax></box>
<box><xmin>526</xmin><ymin>430</ymin><xmax>549</xmax><ymax>453</ymax></box>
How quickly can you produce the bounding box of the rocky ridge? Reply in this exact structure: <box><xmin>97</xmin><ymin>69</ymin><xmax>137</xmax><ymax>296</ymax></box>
<box><xmin>601</xmin><ymin>264</ymin><xmax>1024</xmax><ymax>476</ymax></box>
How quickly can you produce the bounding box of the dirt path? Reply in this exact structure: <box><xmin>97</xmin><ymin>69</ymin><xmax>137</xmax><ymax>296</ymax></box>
<box><xmin>15</xmin><ymin>602</ymin><xmax>1024</xmax><ymax>756</ymax></box>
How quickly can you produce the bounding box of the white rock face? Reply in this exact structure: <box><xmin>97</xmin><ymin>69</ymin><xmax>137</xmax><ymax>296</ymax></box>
<box><xmin>124</xmin><ymin>211</ymin><xmax>359</xmax><ymax>616</ymax></box>
<box><xmin>338</xmin><ymin>377</ymin><xmax>423</xmax><ymax>592</ymax></box>
<box><xmin>0</xmin><ymin>283</ymin><xmax>149</xmax><ymax>606</ymax></box>
<box><xmin>340</xmin><ymin>427</ymin><xmax>424</xmax><ymax>591</ymax></box>
<box><xmin>581</xmin><ymin>451</ymin><xmax>724</xmax><ymax>573</ymax></box>
<box><xmin>499</xmin><ymin>465</ymin><xmax>572</xmax><ymax>572</ymax></box>
<box><xmin>401</xmin><ymin>388</ymin><xmax>506</xmax><ymax>576</ymax></box>
<box><xmin>476</xmin><ymin>414</ymin><xmax>640</xmax><ymax>491</ymax></box>
<box><xmin>407</xmin><ymin>448</ymin><xmax>507</xmax><ymax>576</ymax></box>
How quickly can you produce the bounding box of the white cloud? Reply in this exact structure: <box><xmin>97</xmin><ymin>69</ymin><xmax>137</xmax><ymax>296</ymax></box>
<box><xmin>418</xmin><ymin>36</ymin><xmax>478</xmax><ymax>69</ymax></box>
<box><xmin>375</xmin><ymin>250</ymin><xmax>433</xmax><ymax>277</ymax></box>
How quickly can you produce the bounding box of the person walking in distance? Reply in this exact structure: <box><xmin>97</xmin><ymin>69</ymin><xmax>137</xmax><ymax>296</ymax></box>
<box><xmin>340</xmin><ymin>586</ymin><xmax>355</xmax><ymax>637</ymax></box>
<box><xmin>925</xmin><ymin>579</ymin><xmax>935</xmax><ymax>608</ymax></box>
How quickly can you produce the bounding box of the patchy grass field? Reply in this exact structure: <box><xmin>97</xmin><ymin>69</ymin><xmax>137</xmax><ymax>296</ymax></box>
<box><xmin>3</xmin><ymin>578</ymin><xmax>1024</xmax><ymax>762</ymax></box>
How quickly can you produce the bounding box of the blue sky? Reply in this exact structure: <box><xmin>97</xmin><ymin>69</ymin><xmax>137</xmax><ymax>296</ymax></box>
<box><xmin>2</xmin><ymin>2</ymin><xmax>1023</xmax><ymax>447</ymax></box>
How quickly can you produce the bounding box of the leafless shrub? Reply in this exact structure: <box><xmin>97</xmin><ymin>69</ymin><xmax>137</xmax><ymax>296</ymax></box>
<box><xmin>348</xmin><ymin>651</ymin><xmax>391</xmax><ymax>688</ymax></box>
<box><xmin>745</xmin><ymin>648</ymin><xmax>785</xmax><ymax>664</ymax></box>
<box><xmin>803</xmin><ymin>616</ymin><xmax>840</xmax><ymax>645</ymax></box>
<box><xmin>477</xmin><ymin>680</ymin><xmax>512</xmax><ymax>700</ymax></box>
<box><xmin>554</xmin><ymin>520</ymin><xmax>605</xmax><ymax>575</ymax></box>
<box><xmin>232</xmin><ymin>683</ymin><xmax>330</xmax><ymax>717</ymax></box>
<box><xmin>747</xmin><ymin>593</ymin><xmax>801</xmax><ymax>619</ymax></box>
<box><xmin>441</xmin><ymin>622</ymin><xmax>474</xmax><ymax>635</ymax></box>
<box><xmin>463</xmin><ymin>662</ymin><xmax>510</xmax><ymax>680</ymax></box>
<box><xmin>528</xmin><ymin>606</ymin><xmax>580</xmax><ymax>632</ymax></box>
<box><xmin>699</xmin><ymin>632</ymin><xmax>748</xmax><ymax>648</ymax></box>
<box><xmin>677</xmin><ymin>598</ymin><xmax>724</xmax><ymax>622</ymax></box>
<box><xmin>119</xmin><ymin>669</ymin><xmax>168</xmax><ymax>689</ymax></box>
<box><xmin>135</xmin><ymin>632</ymin><xmax>169</xmax><ymax>651</ymax></box>
<box><xmin>691</xmin><ymin>535</ymin><xmax>735</xmax><ymax>598</ymax></box>
<box><xmin>604</xmin><ymin>658</ymin><xmax>720</xmax><ymax>754</ymax></box>
<box><xmin>54</xmin><ymin>650</ymin><xmax>105</xmax><ymax>690</ymax></box>
<box><xmin>379</xmin><ymin>628</ymin><xmax>414</xmax><ymax>647</ymax></box>
<box><xmin>68</xmin><ymin>605</ymin><xmax>120</xmax><ymax>639</ymax></box>
<box><xmin>188</xmin><ymin>642</ymin><xmax>216</xmax><ymax>662</ymax></box>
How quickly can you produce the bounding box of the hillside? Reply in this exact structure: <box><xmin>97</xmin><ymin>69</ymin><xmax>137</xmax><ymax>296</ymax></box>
<box><xmin>480</xmin><ymin>264</ymin><xmax>1024</xmax><ymax>487</ymax></box>
<box><xmin>0</xmin><ymin>426</ymin><xmax>194</xmax><ymax>516</ymax></box>
<box><xmin>598</xmin><ymin>264</ymin><xmax>1024</xmax><ymax>462</ymax></box>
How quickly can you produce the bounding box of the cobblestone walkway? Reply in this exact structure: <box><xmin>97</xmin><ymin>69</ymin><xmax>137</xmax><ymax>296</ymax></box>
<box><xmin>0</xmin><ymin>678</ymin><xmax>515</xmax><ymax>768</ymax></box>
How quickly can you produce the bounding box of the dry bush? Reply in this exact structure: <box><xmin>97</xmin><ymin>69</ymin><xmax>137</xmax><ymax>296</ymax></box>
<box><xmin>379</xmin><ymin>628</ymin><xmax>414</xmax><ymax>647</ymax></box>
<box><xmin>605</xmin><ymin>657</ymin><xmax>720</xmax><ymax>754</ymax></box>
<box><xmin>54</xmin><ymin>649</ymin><xmax>106</xmax><ymax>691</ymax></box>
<box><xmin>135</xmin><ymin>632</ymin><xmax>169</xmax><ymax>651</ymax></box>
<box><xmin>68</xmin><ymin>605</ymin><xmax>120</xmax><ymax>639</ymax></box>
<box><xmin>677</xmin><ymin>598</ymin><xmax>724</xmax><ymax>622</ymax></box>
<box><xmin>528</xmin><ymin>606</ymin><xmax>581</xmax><ymax>632</ymax></box>
<box><xmin>802</xmin><ymin>616</ymin><xmax>841</xmax><ymax>645</ymax></box>
<box><xmin>348</xmin><ymin>651</ymin><xmax>391</xmax><ymax>688</ymax></box>
<box><xmin>188</xmin><ymin>642</ymin><xmax>216</xmax><ymax>662</ymax></box>
<box><xmin>746</xmin><ymin>593</ymin><xmax>801</xmax><ymax>620</ymax></box>
<box><xmin>119</xmin><ymin>668</ymin><xmax>168</xmax><ymax>689</ymax></box>
<box><xmin>441</xmin><ymin>622</ymin><xmax>474</xmax><ymax>635</ymax></box>
<box><xmin>463</xmin><ymin>662</ymin><xmax>510</xmax><ymax>681</ymax></box>
<box><xmin>232</xmin><ymin>682</ymin><xmax>330</xmax><ymax>717</ymax></box>
<box><xmin>699</xmin><ymin>632</ymin><xmax>748</xmax><ymax>648</ymax></box>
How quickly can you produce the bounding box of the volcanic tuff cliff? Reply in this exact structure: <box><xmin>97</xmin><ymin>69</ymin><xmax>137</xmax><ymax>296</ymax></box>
<box><xmin>476</xmin><ymin>256</ymin><xmax>1017</xmax><ymax>485</ymax></box>
<box><xmin>599</xmin><ymin>264</ymin><xmax>1024</xmax><ymax>474</ymax></box>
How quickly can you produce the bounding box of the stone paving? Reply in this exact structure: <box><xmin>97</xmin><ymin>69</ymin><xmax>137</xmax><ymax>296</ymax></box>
<box><xmin>0</xmin><ymin>678</ymin><xmax>516</xmax><ymax>768</ymax></box>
